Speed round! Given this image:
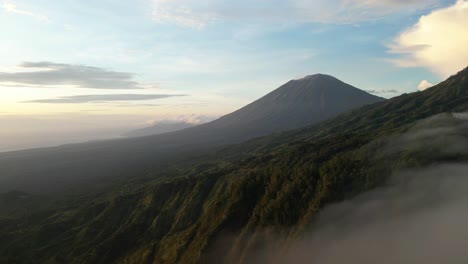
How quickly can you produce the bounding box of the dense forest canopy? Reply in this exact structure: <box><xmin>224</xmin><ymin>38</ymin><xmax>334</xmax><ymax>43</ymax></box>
<box><xmin>1</xmin><ymin>67</ymin><xmax>468</xmax><ymax>263</ymax></box>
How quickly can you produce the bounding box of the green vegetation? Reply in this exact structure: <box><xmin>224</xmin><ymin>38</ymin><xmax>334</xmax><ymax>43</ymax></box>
<box><xmin>0</xmin><ymin>73</ymin><xmax>382</xmax><ymax>195</ymax></box>
<box><xmin>1</xmin><ymin>67</ymin><xmax>468</xmax><ymax>264</ymax></box>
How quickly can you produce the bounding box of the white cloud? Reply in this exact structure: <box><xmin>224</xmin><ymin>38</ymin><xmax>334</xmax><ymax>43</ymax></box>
<box><xmin>418</xmin><ymin>80</ymin><xmax>433</xmax><ymax>91</ymax></box>
<box><xmin>176</xmin><ymin>114</ymin><xmax>215</xmax><ymax>124</ymax></box>
<box><xmin>144</xmin><ymin>114</ymin><xmax>216</xmax><ymax>126</ymax></box>
<box><xmin>358</xmin><ymin>0</ymin><xmax>438</xmax><ymax>8</ymax></box>
<box><xmin>150</xmin><ymin>0</ymin><xmax>441</xmax><ymax>28</ymax></box>
<box><xmin>151</xmin><ymin>0</ymin><xmax>217</xmax><ymax>29</ymax></box>
<box><xmin>389</xmin><ymin>0</ymin><xmax>468</xmax><ymax>77</ymax></box>
<box><xmin>1</xmin><ymin>1</ymin><xmax>49</xmax><ymax>22</ymax></box>
<box><xmin>292</xmin><ymin>0</ymin><xmax>441</xmax><ymax>23</ymax></box>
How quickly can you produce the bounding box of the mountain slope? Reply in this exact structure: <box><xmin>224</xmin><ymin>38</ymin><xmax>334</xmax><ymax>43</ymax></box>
<box><xmin>0</xmin><ymin>75</ymin><xmax>383</xmax><ymax>194</ymax></box>
<box><xmin>1</xmin><ymin>67</ymin><xmax>467</xmax><ymax>264</ymax></box>
<box><xmin>194</xmin><ymin>74</ymin><xmax>383</xmax><ymax>140</ymax></box>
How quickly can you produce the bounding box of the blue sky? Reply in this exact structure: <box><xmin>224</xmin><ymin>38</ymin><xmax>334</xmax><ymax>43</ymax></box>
<box><xmin>0</xmin><ymin>0</ymin><xmax>467</xmax><ymax>150</ymax></box>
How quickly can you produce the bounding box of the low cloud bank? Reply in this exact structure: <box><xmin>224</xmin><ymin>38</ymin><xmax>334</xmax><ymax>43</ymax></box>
<box><xmin>125</xmin><ymin>115</ymin><xmax>216</xmax><ymax>137</ymax></box>
<box><xmin>264</xmin><ymin>164</ymin><xmax>468</xmax><ymax>264</ymax></box>
<box><xmin>249</xmin><ymin>112</ymin><xmax>468</xmax><ymax>263</ymax></box>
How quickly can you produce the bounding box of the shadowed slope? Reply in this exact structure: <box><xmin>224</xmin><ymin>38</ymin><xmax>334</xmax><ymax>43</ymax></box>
<box><xmin>1</xmin><ymin>68</ymin><xmax>467</xmax><ymax>264</ymax></box>
<box><xmin>0</xmin><ymin>75</ymin><xmax>383</xmax><ymax>194</ymax></box>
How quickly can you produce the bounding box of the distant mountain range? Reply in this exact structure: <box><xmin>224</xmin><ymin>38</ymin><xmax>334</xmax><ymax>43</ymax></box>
<box><xmin>1</xmin><ymin>67</ymin><xmax>468</xmax><ymax>264</ymax></box>
<box><xmin>0</xmin><ymin>74</ymin><xmax>383</xmax><ymax>194</ymax></box>
<box><xmin>125</xmin><ymin>121</ymin><xmax>198</xmax><ymax>137</ymax></box>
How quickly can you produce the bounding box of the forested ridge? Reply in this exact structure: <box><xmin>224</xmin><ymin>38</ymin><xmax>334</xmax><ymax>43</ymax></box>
<box><xmin>1</xmin><ymin>67</ymin><xmax>468</xmax><ymax>264</ymax></box>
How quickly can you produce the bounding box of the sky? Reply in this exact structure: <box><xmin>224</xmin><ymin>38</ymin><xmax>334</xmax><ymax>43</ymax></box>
<box><xmin>0</xmin><ymin>0</ymin><xmax>467</xmax><ymax>151</ymax></box>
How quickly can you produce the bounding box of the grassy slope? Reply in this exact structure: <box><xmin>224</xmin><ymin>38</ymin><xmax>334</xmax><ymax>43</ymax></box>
<box><xmin>1</xmin><ymin>68</ymin><xmax>468</xmax><ymax>264</ymax></box>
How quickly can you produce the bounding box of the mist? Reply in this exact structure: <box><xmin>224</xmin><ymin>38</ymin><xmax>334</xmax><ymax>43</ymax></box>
<box><xmin>247</xmin><ymin>112</ymin><xmax>468</xmax><ymax>264</ymax></box>
<box><xmin>0</xmin><ymin>114</ymin><xmax>152</xmax><ymax>152</ymax></box>
<box><xmin>258</xmin><ymin>164</ymin><xmax>468</xmax><ymax>264</ymax></box>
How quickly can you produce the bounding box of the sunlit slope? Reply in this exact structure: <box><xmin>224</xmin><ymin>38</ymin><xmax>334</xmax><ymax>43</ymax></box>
<box><xmin>0</xmin><ymin>75</ymin><xmax>382</xmax><ymax>194</ymax></box>
<box><xmin>1</xmin><ymin>68</ymin><xmax>467</xmax><ymax>263</ymax></box>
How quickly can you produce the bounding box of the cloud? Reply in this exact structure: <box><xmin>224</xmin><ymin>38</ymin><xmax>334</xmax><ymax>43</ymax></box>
<box><xmin>417</xmin><ymin>80</ymin><xmax>433</xmax><ymax>91</ymax></box>
<box><xmin>245</xmin><ymin>113</ymin><xmax>468</xmax><ymax>264</ymax></box>
<box><xmin>358</xmin><ymin>0</ymin><xmax>439</xmax><ymax>7</ymax></box>
<box><xmin>1</xmin><ymin>1</ymin><xmax>49</xmax><ymax>22</ymax></box>
<box><xmin>125</xmin><ymin>114</ymin><xmax>217</xmax><ymax>137</ymax></box>
<box><xmin>0</xmin><ymin>62</ymin><xmax>144</xmax><ymax>89</ymax></box>
<box><xmin>177</xmin><ymin>114</ymin><xmax>216</xmax><ymax>124</ymax></box>
<box><xmin>292</xmin><ymin>0</ymin><xmax>441</xmax><ymax>23</ymax></box>
<box><xmin>23</xmin><ymin>94</ymin><xmax>185</xmax><ymax>104</ymax></box>
<box><xmin>389</xmin><ymin>0</ymin><xmax>468</xmax><ymax>77</ymax></box>
<box><xmin>364</xmin><ymin>89</ymin><xmax>399</xmax><ymax>94</ymax></box>
<box><xmin>151</xmin><ymin>0</ymin><xmax>217</xmax><ymax>29</ymax></box>
<box><xmin>263</xmin><ymin>164</ymin><xmax>468</xmax><ymax>264</ymax></box>
<box><xmin>150</xmin><ymin>0</ymin><xmax>441</xmax><ymax>28</ymax></box>
<box><xmin>145</xmin><ymin>114</ymin><xmax>217</xmax><ymax>126</ymax></box>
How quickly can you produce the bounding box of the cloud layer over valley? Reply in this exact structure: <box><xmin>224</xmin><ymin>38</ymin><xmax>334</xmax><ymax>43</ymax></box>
<box><xmin>247</xmin><ymin>112</ymin><xmax>468</xmax><ymax>263</ymax></box>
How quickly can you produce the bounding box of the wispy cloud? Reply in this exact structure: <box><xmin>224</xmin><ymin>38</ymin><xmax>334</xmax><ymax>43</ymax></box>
<box><xmin>0</xmin><ymin>62</ymin><xmax>144</xmax><ymax>89</ymax></box>
<box><xmin>364</xmin><ymin>89</ymin><xmax>399</xmax><ymax>94</ymax></box>
<box><xmin>145</xmin><ymin>114</ymin><xmax>216</xmax><ymax>126</ymax></box>
<box><xmin>151</xmin><ymin>0</ymin><xmax>217</xmax><ymax>29</ymax></box>
<box><xmin>388</xmin><ymin>0</ymin><xmax>468</xmax><ymax>77</ymax></box>
<box><xmin>1</xmin><ymin>1</ymin><xmax>49</xmax><ymax>22</ymax></box>
<box><xmin>150</xmin><ymin>0</ymin><xmax>442</xmax><ymax>28</ymax></box>
<box><xmin>23</xmin><ymin>94</ymin><xmax>186</xmax><ymax>104</ymax></box>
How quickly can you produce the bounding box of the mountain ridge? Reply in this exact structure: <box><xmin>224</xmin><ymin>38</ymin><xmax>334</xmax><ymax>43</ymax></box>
<box><xmin>1</xmin><ymin>67</ymin><xmax>467</xmax><ymax>263</ymax></box>
<box><xmin>192</xmin><ymin>72</ymin><xmax>384</xmax><ymax>138</ymax></box>
<box><xmin>0</xmin><ymin>74</ymin><xmax>383</xmax><ymax>194</ymax></box>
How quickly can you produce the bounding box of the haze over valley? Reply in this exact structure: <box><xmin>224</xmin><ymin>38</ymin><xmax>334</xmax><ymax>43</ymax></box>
<box><xmin>1</xmin><ymin>1</ymin><xmax>468</xmax><ymax>263</ymax></box>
